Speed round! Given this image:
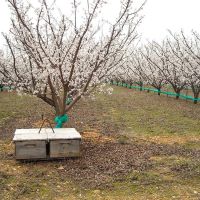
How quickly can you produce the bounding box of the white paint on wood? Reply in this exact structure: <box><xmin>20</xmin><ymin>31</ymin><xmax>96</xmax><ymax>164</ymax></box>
<box><xmin>14</xmin><ymin>128</ymin><xmax>54</xmax><ymax>135</ymax></box>
<box><xmin>48</xmin><ymin>128</ymin><xmax>81</xmax><ymax>140</ymax></box>
<box><xmin>13</xmin><ymin>128</ymin><xmax>81</xmax><ymax>141</ymax></box>
<box><xmin>13</xmin><ymin>128</ymin><xmax>82</xmax><ymax>159</ymax></box>
<box><xmin>13</xmin><ymin>130</ymin><xmax>48</xmax><ymax>142</ymax></box>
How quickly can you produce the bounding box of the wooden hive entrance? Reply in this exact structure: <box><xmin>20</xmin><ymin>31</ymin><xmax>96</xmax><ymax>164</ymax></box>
<box><xmin>13</xmin><ymin>128</ymin><xmax>81</xmax><ymax>160</ymax></box>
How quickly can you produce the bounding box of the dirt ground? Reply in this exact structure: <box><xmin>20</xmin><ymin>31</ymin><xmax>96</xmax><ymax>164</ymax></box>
<box><xmin>0</xmin><ymin>87</ymin><xmax>200</xmax><ymax>199</ymax></box>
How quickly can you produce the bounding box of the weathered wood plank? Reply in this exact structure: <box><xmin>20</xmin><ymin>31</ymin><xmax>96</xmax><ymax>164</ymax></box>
<box><xmin>13</xmin><ymin>133</ymin><xmax>47</xmax><ymax>141</ymax></box>
<box><xmin>13</xmin><ymin>129</ymin><xmax>48</xmax><ymax>141</ymax></box>
<box><xmin>50</xmin><ymin>140</ymin><xmax>81</xmax><ymax>158</ymax></box>
<box><xmin>15</xmin><ymin>141</ymin><xmax>47</xmax><ymax>160</ymax></box>
<box><xmin>13</xmin><ymin>128</ymin><xmax>82</xmax><ymax>160</ymax></box>
<box><xmin>48</xmin><ymin>128</ymin><xmax>82</xmax><ymax>140</ymax></box>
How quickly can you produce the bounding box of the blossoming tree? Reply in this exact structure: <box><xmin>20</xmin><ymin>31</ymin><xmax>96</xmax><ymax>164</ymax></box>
<box><xmin>138</xmin><ymin>43</ymin><xmax>166</xmax><ymax>95</ymax></box>
<box><xmin>1</xmin><ymin>0</ymin><xmax>144</xmax><ymax>126</ymax></box>
<box><xmin>168</xmin><ymin>31</ymin><xmax>200</xmax><ymax>103</ymax></box>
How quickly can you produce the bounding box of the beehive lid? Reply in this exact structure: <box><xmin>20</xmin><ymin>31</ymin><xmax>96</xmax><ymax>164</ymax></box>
<box><xmin>48</xmin><ymin>128</ymin><xmax>81</xmax><ymax>140</ymax></box>
<box><xmin>13</xmin><ymin>128</ymin><xmax>81</xmax><ymax>141</ymax></box>
<box><xmin>13</xmin><ymin>129</ymin><xmax>49</xmax><ymax>141</ymax></box>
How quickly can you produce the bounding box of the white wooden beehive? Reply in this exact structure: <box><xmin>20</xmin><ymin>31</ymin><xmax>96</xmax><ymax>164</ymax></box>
<box><xmin>48</xmin><ymin>128</ymin><xmax>81</xmax><ymax>158</ymax></box>
<box><xmin>13</xmin><ymin>128</ymin><xmax>81</xmax><ymax>160</ymax></box>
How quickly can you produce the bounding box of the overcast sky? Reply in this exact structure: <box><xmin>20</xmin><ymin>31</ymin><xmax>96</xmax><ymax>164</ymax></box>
<box><xmin>0</xmin><ymin>0</ymin><xmax>200</xmax><ymax>47</ymax></box>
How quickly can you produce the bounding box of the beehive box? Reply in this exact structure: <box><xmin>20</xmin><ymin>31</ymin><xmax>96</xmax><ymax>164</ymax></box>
<box><xmin>13</xmin><ymin>129</ymin><xmax>48</xmax><ymax>160</ymax></box>
<box><xmin>48</xmin><ymin>128</ymin><xmax>81</xmax><ymax>158</ymax></box>
<box><xmin>13</xmin><ymin>128</ymin><xmax>81</xmax><ymax>160</ymax></box>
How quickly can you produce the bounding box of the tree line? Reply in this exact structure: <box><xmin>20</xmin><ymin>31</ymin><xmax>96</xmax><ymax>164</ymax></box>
<box><xmin>0</xmin><ymin>0</ymin><xmax>144</xmax><ymax>119</ymax></box>
<box><xmin>0</xmin><ymin>0</ymin><xmax>199</xmax><ymax>125</ymax></box>
<box><xmin>111</xmin><ymin>31</ymin><xmax>200</xmax><ymax>104</ymax></box>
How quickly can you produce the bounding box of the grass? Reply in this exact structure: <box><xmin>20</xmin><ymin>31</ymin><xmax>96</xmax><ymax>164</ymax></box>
<box><xmin>0</xmin><ymin>86</ymin><xmax>200</xmax><ymax>199</ymax></box>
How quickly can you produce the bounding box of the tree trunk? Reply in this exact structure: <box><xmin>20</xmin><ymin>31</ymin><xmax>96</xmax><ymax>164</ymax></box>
<box><xmin>176</xmin><ymin>92</ymin><xmax>180</xmax><ymax>99</ymax></box>
<box><xmin>0</xmin><ymin>85</ymin><xmax>3</xmax><ymax>92</ymax></box>
<box><xmin>158</xmin><ymin>88</ymin><xmax>161</xmax><ymax>96</ymax></box>
<box><xmin>194</xmin><ymin>93</ymin><xmax>199</xmax><ymax>104</ymax></box>
<box><xmin>171</xmin><ymin>84</ymin><xmax>180</xmax><ymax>99</ymax></box>
<box><xmin>122</xmin><ymin>81</ymin><xmax>124</xmax><ymax>87</ymax></box>
<box><xmin>54</xmin><ymin>101</ymin><xmax>68</xmax><ymax>128</ymax></box>
<box><xmin>140</xmin><ymin>82</ymin><xmax>143</xmax><ymax>91</ymax></box>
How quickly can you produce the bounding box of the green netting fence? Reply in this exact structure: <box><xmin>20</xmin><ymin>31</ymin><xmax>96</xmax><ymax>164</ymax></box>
<box><xmin>111</xmin><ymin>81</ymin><xmax>200</xmax><ymax>102</ymax></box>
<box><xmin>0</xmin><ymin>86</ymin><xmax>15</xmax><ymax>91</ymax></box>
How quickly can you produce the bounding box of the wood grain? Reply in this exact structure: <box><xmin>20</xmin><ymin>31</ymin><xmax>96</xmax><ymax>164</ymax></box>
<box><xmin>15</xmin><ymin>141</ymin><xmax>47</xmax><ymax>160</ymax></box>
<box><xmin>50</xmin><ymin>139</ymin><xmax>81</xmax><ymax>158</ymax></box>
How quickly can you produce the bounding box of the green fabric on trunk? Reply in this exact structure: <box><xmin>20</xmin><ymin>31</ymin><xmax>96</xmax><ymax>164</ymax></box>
<box><xmin>54</xmin><ymin>114</ymin><xmax>69</xmax><ymax>128</ymax></box>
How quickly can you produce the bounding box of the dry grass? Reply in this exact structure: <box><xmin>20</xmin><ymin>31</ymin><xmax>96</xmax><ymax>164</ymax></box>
<box><xmin>0</xmin><ymin>87</ymin><xmax>200</xmax><ymax>199</ymax></box>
